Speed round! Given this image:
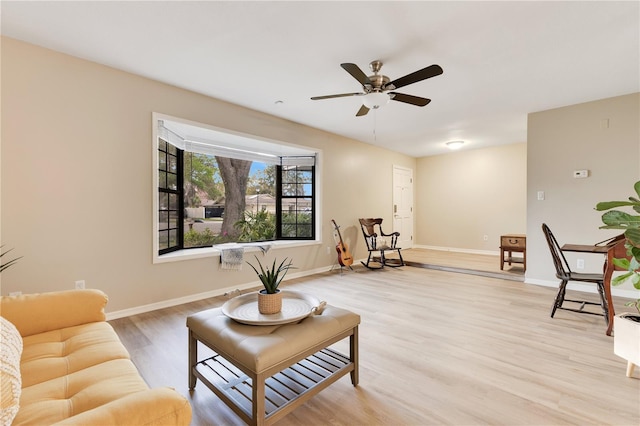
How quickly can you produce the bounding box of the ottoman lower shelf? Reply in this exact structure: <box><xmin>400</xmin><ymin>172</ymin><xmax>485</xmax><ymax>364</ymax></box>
<box><xmin>193</xmin><ymin>347</ymin><xmax>352</xmax><ymax>421</ymax></box>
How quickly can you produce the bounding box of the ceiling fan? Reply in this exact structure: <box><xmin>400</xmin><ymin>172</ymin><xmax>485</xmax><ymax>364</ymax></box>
<box><xmin>311</xmin><ymin>60</ymin><xmax>443</xmax><ymax>117</ymax></box>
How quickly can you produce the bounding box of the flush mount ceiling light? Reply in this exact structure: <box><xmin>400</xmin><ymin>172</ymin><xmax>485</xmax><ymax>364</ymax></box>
<box><xmin>446</xmin><ymin>140</ymin><xmax>465</xmax><ymax>150</ymax></box>
<box><xmin>361</xmin><ymin>92</ymin><xmax>390</xmax><ymax>110</ymax></box>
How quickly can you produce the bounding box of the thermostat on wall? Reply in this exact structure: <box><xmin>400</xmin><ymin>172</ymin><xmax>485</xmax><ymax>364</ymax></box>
<box><xmin>573</xmin><ymin>170</ymin><xmax>589</xmax><ymax>178</ymax></box>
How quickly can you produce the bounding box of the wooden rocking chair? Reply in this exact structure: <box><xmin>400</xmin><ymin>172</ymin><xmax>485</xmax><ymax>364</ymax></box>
<box><xmin>358</xmin><ymin>218</ymin><xmax>404</xmax><ymax>269</ymax></box>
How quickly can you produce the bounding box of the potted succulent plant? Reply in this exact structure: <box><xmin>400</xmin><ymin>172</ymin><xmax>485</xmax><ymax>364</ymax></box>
<box><xmin>247</xmin><ymin>256</ymin><xmax>295</xmax><ymax>314</ymax></box>
<box><xmin>596</xmin><ymin>181</ymin><xmax>640</xmax><ymax>377</ymax></box>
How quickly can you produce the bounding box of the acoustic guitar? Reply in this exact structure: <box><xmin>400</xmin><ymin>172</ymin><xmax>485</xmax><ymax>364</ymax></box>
<box><xmin>331</xmin><ymin>219</ymin><xmax>354</xmax><ymax>267</ymax></box>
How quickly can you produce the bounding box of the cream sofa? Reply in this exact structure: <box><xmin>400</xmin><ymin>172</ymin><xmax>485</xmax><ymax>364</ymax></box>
<box><xmin>0</xmin><ymin>289</ymin><xmax>192</xmax><ymax>425</ymax></box>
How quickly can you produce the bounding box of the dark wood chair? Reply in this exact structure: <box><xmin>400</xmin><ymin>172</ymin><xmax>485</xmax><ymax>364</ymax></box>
<box><xmin>541</xmin><ymin>223</ymin><xmax>609</xmax><ymax>325</ymax></box>
<box><xmin>358</xmin><ymin>218</ymin><xmax>404</xmax><ymax>269</ymax></box>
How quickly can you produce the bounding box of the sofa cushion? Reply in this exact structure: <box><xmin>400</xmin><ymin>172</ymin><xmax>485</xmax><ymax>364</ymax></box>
<box><xmin>1</xmin><ymin>289</ymin><xmax>108</xmax><ymax>337</ymax></box>
<box><xmin>20</xmin><ymin>322</ymin><xmax>130</xmax><ymax>387</ymax></box>
<box><xmin>15</xmin><ymin>359</ymin><xmax>150</xmax><ymax>425</ymax></box>
<box><xmin>1</xmin><ymin>316</ymin><xmax>22</xmax><ymax>425</ymax></box>
<box><xmin>13</xmin><ymin>321</ymin><xmax>151</xmax><ymax>425</ymax></box>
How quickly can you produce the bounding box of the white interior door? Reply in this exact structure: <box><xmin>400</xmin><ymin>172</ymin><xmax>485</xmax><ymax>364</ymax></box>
<box><xmin>393</xmin><ymin>166</ymin><xmax>413</xmax><ymax>249</ymax></box>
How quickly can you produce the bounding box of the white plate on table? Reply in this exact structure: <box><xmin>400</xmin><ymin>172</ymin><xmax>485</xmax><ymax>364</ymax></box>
<box><xmin>222</xmin><ymin>290</ymin><xmax>321</xmax><ymax>325</ymax></box>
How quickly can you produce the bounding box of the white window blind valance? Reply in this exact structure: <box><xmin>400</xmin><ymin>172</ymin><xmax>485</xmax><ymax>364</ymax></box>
<box><xmin>184</xmin><ymin>139</ymin><xmax>280</xmax><ymax>165</ymax></box>
<box><xmin>158</xmin><ymin>123</ymin><xmax>186</xmax><ymax>150</ymax></box>
<box><xmin>158</xmin><ymin>120</ymin><xmax>316</xmax><ymax>167</ymax></box>
<box><xmin>280</xmin><ymin>156</ymin><xmax>316</xmax><ymax>167</ymax></box>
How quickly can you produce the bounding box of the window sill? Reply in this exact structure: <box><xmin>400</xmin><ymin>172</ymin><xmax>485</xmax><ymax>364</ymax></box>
<box><xmin>154</xmin><ymin>240</ymin><xmax>321</xmax><ymax>264</ymax></box>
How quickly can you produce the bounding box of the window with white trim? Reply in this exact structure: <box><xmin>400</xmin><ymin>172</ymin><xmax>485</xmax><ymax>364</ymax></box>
<box><xmin>154</xmin><ymin>116</ymin><xmax>318</xmax><ymax>256</ymax></box>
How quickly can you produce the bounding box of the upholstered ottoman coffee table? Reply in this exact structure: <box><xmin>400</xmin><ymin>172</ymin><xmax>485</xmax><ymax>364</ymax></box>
<box><xmin>187</xmin><ymin>303</ymin><xmax>360</xmax><ymax>426</ymax></box>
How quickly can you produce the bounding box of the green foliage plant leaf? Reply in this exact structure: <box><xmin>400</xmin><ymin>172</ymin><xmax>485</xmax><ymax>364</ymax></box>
<box><xmin>246</xmin><ymin>255</ymin><xmax>295</xmax><ymax>294</ymax></box>
<box><xmin>234</xmin><ymin>209</ymin><xmax>276</xmax><ymax>243</ymax></box>
<box><xmin>0</xmin><ymin>246</ymin><xmax>22</xmax><ymax>273</ymax></box>
<box><xmin>595</xmin><ymin>201</ymin><xmax>639</xmax><ymax>211</ymax></box>
<box><xmin>612</xmin><ymin>258</ymin><xmax>631</xmax><ymax>270</ymax></box>
<box><xmin>625</xmin><ymin>228</ymin><xmax>640</xmax><ymax>248</ymax></box>
<box><xmin>612</xmin><ymin>272</ymin><xmax>634</xmax><ymax>286</ymax></box>
<box><xmin>595</xmin><ymin>180</ymin><xmax>640</xmax><ymax>311</ymax></box>
<box><xmin>601</xmin><ymin>210</ymin><xmax>640</xmax><ymax>228</ymax></box>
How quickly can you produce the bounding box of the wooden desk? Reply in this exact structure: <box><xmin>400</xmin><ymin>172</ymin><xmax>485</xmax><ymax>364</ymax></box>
<box><xmin>560</xmin><ymin>244</ymin><xmax>610</xmax><ymax>254</ymax></box>
<box><xmin>562</xmin><ymin>235</ymin><xmax>626</xmax><ymax>336</ymax></box>
<box><xmin>500</xmin><ymin>234</ymin><xmax>526</xmax><ymax>271</ymax></box>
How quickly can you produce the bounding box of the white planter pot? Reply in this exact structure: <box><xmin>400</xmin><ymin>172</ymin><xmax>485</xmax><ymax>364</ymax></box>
<box><xmin>614</xmin><ymin>313</ymin><xmax>640</xmax><ymax>377</ymax></box>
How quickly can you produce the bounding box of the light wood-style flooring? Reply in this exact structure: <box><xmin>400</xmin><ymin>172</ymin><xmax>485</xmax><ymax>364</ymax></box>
<box><xmin>401</xmin><ymin>248</ymin><xmax>525</xmax><ymax>280</ymax></box>
<box><xmin>110</xmin><ymin>262</ymin><xmax>639</xmax><ymax>426</ymax></box>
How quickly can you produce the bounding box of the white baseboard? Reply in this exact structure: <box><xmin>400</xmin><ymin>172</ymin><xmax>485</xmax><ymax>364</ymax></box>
<box><xmin>105</xmin><ymin>264</ymin><xmax>333</xmax><ymax>320</ymax></box>
<box><xmin>525</xmin><ymin>277</ymin><xmax>640</xmax><ymax>300</ymax></box>
<box><xmin>106</xmin><ymin>261</ymin><xmax>639</xmax><ymax>320</ymax></box>
<box><xmin>412</xmin><ymin>244</ymin><xmax>500</xmax><ymax>257</ymax></box>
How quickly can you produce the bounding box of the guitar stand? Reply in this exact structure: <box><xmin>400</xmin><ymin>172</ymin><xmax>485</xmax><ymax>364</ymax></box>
<box><xmin>330</xmin><ymin>261</ymin><xmax>355</xmax><ymax>275</ymax></box>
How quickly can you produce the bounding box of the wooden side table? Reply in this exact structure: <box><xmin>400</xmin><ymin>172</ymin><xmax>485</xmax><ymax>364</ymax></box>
<box><xmin>500</xmin><ymin>234</ymin><xmax>526</xmax><ymax>271</ymax></box>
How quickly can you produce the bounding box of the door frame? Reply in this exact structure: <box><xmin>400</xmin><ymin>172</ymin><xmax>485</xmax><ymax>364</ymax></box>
<box><xmin>392</xmin><ymin>165</ymin><xmax>414</xmax><ymax>249</ymax></box>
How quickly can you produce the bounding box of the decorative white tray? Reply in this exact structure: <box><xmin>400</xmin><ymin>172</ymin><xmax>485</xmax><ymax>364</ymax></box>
<box><xmin>222</xmin><ymin>290</ymin><xmax>322</xmax><ymax>325</ymax></box>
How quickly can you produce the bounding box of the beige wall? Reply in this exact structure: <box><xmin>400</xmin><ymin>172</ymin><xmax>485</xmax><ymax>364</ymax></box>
<box><xmin>0</xmin><ymin>38</ymin><xmax>415</xmax><ymax>313</ymax></box>
<box><xmin>526</xmin><ymin>93</ymin><xmax>640</xmax><ymax>295</ymax></box>
<box><xmin>415</xmin><ymin>143</ymin><xmax>527</xmax><ymax>252</ymax></box>
<box><xmin>3</xmin><ymin>37</ymin><xmax>638</xmax><ymax>313</ymax></box>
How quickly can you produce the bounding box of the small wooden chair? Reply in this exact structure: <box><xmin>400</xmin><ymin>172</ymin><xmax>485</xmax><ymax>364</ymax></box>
<box><xmin>358</xmin><ymin>218</ymin><xmax>404</xmax><ymax>269</ymax></box>
<box><xmin>541</xmin><ymin>223</ymin><xmax>609</xmax><ymax>325</ymax></box>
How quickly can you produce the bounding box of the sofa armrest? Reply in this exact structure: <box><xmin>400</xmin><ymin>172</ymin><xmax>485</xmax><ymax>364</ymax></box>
<box><xmin>0</xmin><ymin>289</ymin><xmax>108</xmax><ymax>337</ymax></box>
<box><xmin>54</xmin><ymin>387</ymin><xmax>192</xmax><ymax>426</ymax></box>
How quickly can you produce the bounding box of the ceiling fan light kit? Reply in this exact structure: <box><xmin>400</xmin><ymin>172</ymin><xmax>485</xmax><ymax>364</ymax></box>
<box><xmin>311</xmin><ymin>60</ymin><xmax>443</xmax><ymax>117</ymax></box>
<box><xmin>362</xmin><ymin>92</ymin><xmax>390</xmax><ymax>109</ymax></box>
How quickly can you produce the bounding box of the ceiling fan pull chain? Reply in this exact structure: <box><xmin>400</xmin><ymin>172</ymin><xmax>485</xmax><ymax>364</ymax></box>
<box><xmin>373</xmin><ymin>109</ymin><xmax>377</xmax><ymax>142</ymax></box>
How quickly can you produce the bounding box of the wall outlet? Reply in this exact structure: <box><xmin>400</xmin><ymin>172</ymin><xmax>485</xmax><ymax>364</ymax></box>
<box><xmin>326</xmin><ymin>246</ymin><xmax>331</xmax><ymax>255</ymax></box>
<box><xmin>483</xmin><ymin>235</ymin><xmax>488</xmax><ymax>241</ymax></box>
<box><xmin>576</xmin><ymin>259</ymin><xmax>585</xmax><ymax>270</ymax></box>
<box><xmin>75</xmin><ymin>280</ymin><xmax>86</xmax><ymax>289</ymax></box>
<box><xmin>573</xmin><ymin>170</ymin><xmax>589</xmax><ymax>178</ymax></box>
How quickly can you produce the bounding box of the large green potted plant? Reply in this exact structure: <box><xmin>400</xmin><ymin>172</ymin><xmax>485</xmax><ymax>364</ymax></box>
<box><xmin>596</xmin><ymin>181</ymin><xmax>640</xmax><ymax>377</ymax></box>
<box><xmin>247</xmin><ymin>256</ymin><xmax>294</xmax><ymax>314</ymax></box>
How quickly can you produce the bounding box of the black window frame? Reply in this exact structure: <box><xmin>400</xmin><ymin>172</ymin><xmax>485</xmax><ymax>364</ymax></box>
<box><xmin>157</xmin><ymin>143</ymin><xmax>316</xmax><ymax>256</ymax></box>
<box><xmin>158</xmin><ymin>139</ymin><xmax>184</xmax><ymax>255</ymax></box>
<box><xmin>276</xmin><ymin>164</ymin><xmax>316</xmax><ymax>240</ymax></box>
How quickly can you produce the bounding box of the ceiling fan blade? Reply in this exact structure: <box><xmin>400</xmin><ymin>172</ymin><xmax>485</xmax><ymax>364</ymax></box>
<box><xmin>311</xmin><ymin>92</ymin><xmax>363</xmax><ymax>100</ymax></box>
<box><xmin>384</xmin><ymin>64</ymin><xmax>443</xmax><ymax>90</ymax></box>
<box><xmin>356</xmin><ymin>105</ymin><xmax>370</xmax><ymax>117</ymax></box>
<box><xmin>389</xmin><ymin>92</ymin><xmax>431</xmax><ymax>107</ymax></box>
<box><xmin>341</xmin><ymin>63</ymin><xmax>371</xmax><ymax>87</ymax></box>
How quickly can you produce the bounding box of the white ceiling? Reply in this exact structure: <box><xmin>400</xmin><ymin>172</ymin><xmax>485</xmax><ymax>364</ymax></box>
<box><xmin>2</xmin><ymin>1</ymin><xmax>639</xmax><ymax>157</ymax></box>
